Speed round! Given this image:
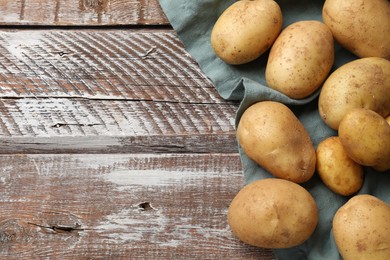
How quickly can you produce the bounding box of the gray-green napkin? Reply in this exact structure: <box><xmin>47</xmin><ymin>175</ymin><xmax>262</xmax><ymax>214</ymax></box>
<box><xmin>158</xmin><ymin>0</ymin><xmax>390</xmax><ymax>259</ymax></box>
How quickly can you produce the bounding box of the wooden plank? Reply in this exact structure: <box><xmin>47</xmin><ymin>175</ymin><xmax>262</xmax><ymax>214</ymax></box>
<box><xmin>0</xmin><ymin>153</ymin><xmax>275</xmax><ymax>259</ymax></box>
<box><xmin>0</xmin><ymin>0</ymin><xmax>169</xmax><ymax>26</ymax></box>
<box><xmin>0</xmin><ymin>30</ymin><xmax>221</xmax><ymax>103</ymax></box>
<box><xmin>0</xmin><ymin>98</ymin><xmax>237</xmax><ymax>153</ymax></box>
<box><xmin>0</xmin><ymin>98</ymin><xmax>236</xmax><ymax>137</ymax></box>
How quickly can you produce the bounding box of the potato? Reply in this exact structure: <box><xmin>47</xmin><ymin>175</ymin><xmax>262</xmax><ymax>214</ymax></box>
<box><xmin>374</xmin><ymin>116</ymin><xmax>390</xmax><ymax>171</ymax></box>
<box><xmin>373</xmin><ymin>160</ymin><xmax>390</xmax><ymax>172</ymax></box>
<box><xmin>265</xmin><ymin>20</ymin><xmax>334</xmax><ymax>99</ymax></box>
<box><xmin>237</xmin><ymin>101</ymin><xmax>316</xmax><ymax>183</ymax></box>
<box><xmin>211</xmin><ymin>0</ymin><xmax>282</xmax><ymax>65</ymax></box>
<box><xmin>318</xmin><ymin>57</ymin><xmax>390</xmax><ymax>130</ymax></box>
<box><xmin>228</xmin><ymin>178</ymin><xmax>318</xmax><ymax>248</ymax></box>
<box><xmin>323</xmin><ymin>0</ymin><xmax>390</xmax><ymax>59</ymax></box>
<box><xmin>339</xmin><ymin>108</ymin><xmax>390</xmax><ymax>169</ymax></box>
<box><xmin>316</xmin><ymin>136</ymin><xmax>364</xmax><ymax>196</ymax></box>
<box><xmin>333</xmin><ymin>194</ymin><xmax>390</xmax><ymax>260</ymax></box>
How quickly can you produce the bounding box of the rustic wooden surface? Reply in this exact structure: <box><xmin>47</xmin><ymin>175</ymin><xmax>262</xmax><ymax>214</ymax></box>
<box><xmin>0</xmin><ymin>0</ymin><xmax>169</xmax><ymax>26</ymax></box>
<box><xmin>0</xmin><ymin>0</ymin><xmax>276</xmax><ymax>259</ymax></box>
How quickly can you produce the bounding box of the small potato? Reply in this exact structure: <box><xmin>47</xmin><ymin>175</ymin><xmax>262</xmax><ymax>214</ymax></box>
<box><xmin>211</xmin><ymin>0</ymin><xmax>282</xmax><ymax>65</ymax></box>
<box><xmin>339</xmin><ymin>108</ymin><xmax>390</xmax><ymax>168</ymax></box>
<box><xmin>318</xmin><ymin>57</ymin><xmax>390</xmax><ymax>130</ymax></box>
<box><xmin>316</xmin><ymin>136</ymin><xmax>364</xmax><ymax>196</ymax></box>
<box><xmin>333</xmin><ymin>194</ymin><xmax>390</xmax><ymax>260</ymax></box>
<box><xmin>237</xmin><ymin>101</ymin><xmax>316</xmax><ymax>183</ymax></box>
<box><xmin>228</xmin><ymin>178</ymin><xmax>318</xmax><ymax>249</ymax></box>
<box><xmin>323</xmin><ymin>0</ymin><xmax>390</xmax><ymax>59</ymax></box>
<box><xmin>265</xmin><ymin>20</ymin><xmax>334</xmax><ymax>99</ymax></box>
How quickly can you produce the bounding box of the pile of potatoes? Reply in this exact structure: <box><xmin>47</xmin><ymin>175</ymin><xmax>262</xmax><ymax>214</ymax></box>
<box><xmin>211</xmin><ymin>0</ymin><xmax>390</xmax><ymax>258</ymax></box>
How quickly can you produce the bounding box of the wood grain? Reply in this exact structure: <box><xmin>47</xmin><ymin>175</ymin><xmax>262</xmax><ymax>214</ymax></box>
<box><xmin>0</xmin><ymin>29</ymin><xmax>238</xmax><ymax>153</ymax></box>
<box><xmin>0</xmin><ymin>0</ymin><xmax>169</xmax><ymax>26</ymax></box>
<box><xmin>0</xmin><ymin>30</ymin><xmax>220</xmax><ymax>102</ymax></box>
<box><xmin>0</xmin><ymin>153</ymin><xmax>275</xmax><ymax>259</ymax></box>
<box><xmin>0</xmin><ymin>98</ymin><xmax>237</xmax><ymax>153</ymax></box>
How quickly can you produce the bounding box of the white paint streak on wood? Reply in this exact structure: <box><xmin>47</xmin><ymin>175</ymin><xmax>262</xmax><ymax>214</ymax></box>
<box><xmin>0</xmin><ymin>98</ymin><xmax>235</xmax><ymax>136</ymax></box>
<box><xmin>3</xmin><ymin>31</ymin><xmax>45</xmax><ymax>62</ymax></box>
<box><xmin>95</xmin><ymin>207</ymin><xmax>235</xmax><ymax>248</ymax></box>
<box><xmin>103</xmin><ymin>169</ymin><xmax>215</xmax><ymax>187</ymax></box>
<box><xmin>0</xmin><ymin>136</ymin><xmax>124</xmax><ymax>153</ymax></box>
<box><xmin>95</xmin><ymin>208</ymin><xmax>169</xmax><ymax>243</ymax></box>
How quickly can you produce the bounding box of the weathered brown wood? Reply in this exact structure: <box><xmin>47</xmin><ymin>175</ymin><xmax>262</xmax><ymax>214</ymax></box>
<box><xmin>0</xmin><ymin>98</ymin><xmax>237</xmax><ymax>153</ymax></box>
<box><xmin>0</xmin><ymin>29</ymin><xmax>238</xmax><ymax>153</ymax></box>
<box><xmin>0</xmin><ymin>0</ymin><xmax>169</xmax><ymax>26</ymax></box>
<box><xmin>0</xmin><ymin>30</ymin><xmax>220</xmax><ymax>102</ymax></box>
<box><xmin>0</xmin><ymin>153</ymin><xmax>275</xmax><ymax>259</ymax></box>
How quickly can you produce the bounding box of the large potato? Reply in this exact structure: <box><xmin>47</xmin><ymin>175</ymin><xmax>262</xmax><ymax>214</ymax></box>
<box><xmin>265</xmin><ymin>20</ymin><xmax>334</xmax><ymax>99</ymax></box>
<box><xmin>373</xmin><ymin>159</ymin><xmax>390</xmax><ymax>172</ymax></box>
<box><xmin>323</xmin><ymin>0</ymin><xmax>390</xmax><ymax>59</ymax></box>
<box><xmin>211</xmin><ymin>0</ymin><xmax>282</xmax><ymax>65</ymax></box>
<box><xmin>228</xmin><ymin>178</ymin><xmax>318</xmax><ymax>248</ymax></box>
<box><xmin>339</xmin><ymin>108</ymin><xmax>390</xmax><ymax>169</ymax></box>
<box><xmin>373</xmin><ymin>115</ymin><xmax>390</xmax><ymax>171</ymax></box>
<box><xmin>237</xmin><ymin>101</ymin><xmax>316</xmax><ymax>183</ymax></box>
<box><xmin>316</xmin><ymin>136</ymin><xmax>364</xmax><ymax>196</ymax></box>
<box><xmin>333</xmin><ymin>194</ymin><xmax>390</xmax><ymax>260</ymax></box>
<box><xmin>318</xmin><ymin>57</ymin><xmax>390</xmax><ymax>130</ymax></box>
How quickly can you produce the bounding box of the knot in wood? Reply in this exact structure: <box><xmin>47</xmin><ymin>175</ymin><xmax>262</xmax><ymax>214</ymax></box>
<box><xmin>0</xmin><ymin>219</ymin><xmax>32</xmax><ymax>243</ymax></box>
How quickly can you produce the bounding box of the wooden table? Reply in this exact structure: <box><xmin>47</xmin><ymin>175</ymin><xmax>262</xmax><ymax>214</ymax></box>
<box><xmin>0</xmin><ymin>1</ymin><xmax>275</xmax><ymax>258</ymax></box>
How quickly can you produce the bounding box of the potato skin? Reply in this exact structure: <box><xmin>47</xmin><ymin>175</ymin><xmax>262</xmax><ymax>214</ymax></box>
<box><xmin>265</xmin><ymin>20</ymin><xmax>334</xmax><ymax>99</ymax></box>
<box><xmin>318</xmin><ymin>57</ymin><xmax>390</xmax><ymax>130</ymax></box>
<box><xmin>228</xmin><ymin>178</ymin><xmax>318</xmax><ymax>249</ymax></box>
<box><xmin>323</xmin><ymin>0</ymin><xmax>390</xmax><ymax>59</ymax></box>
<box><xmin>211</xmin><ymin>0</ymin><xmax>282</xmax><ymax>65</ymax></box>
<box><xmin>333</xmin><ymin>195</ymin><xmax>390</xmax><ymax>260</ymax></box>
<box><xmin>339</xmin><ymin>108</ymin><xmax>390</xmax><ymax>168</ymax></box>
<box><xmin>373</xmin><ymin>116</ymin><xmax>390</xmax><ymax>171</ymax></box>
<box><xmin>373</xmin><ymin>160</ymin><xmax>390</xmax><ymax>172</ymax></box>
<box><xmin>316</xmin><ymin>136</ymin><xmax>364</xmax><ymax>196</ymax></box>
<box><xmin>237</xmin><ymin>101</ymin><xmax>316</xmax><ymax>183</ymax></box>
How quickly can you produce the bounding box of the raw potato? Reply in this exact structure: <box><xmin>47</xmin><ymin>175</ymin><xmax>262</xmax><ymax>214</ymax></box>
<box><xmin>265</xmin><ymin>20</ymin><xmax>334</xmax><ymax>99</ymax></box>
<box><xmin>237</xmin><ymin>101</ymin><xmax>316</xmax><ymax>183</ymax></box>
<box><xmin>333</xmin><ymin>194</ymin><xmax>390</xmax><ymax>260</ymax></box>
<box><xmin>318</xmin><ymin>57</ymin><xmax>390</xmax><ymax>130</ymax></box>
<box><xmin>228</xmin><ymin>178</ymin><xmax>318</xmax><ymax>248</ymax></box>
<box><xmin>373</xmin><ymin>159</ymin><xmax>390</xmax><ymax>172</ymax></box>
<box><xmin>323</xmin><ymin>0</ymin><xmax>390</xmax><ymax>59</ymax></box>
<box><xmin>339</xmin><ymin>108</ymin><xmax>390</xmax><ymax>169</ymax></box>
<box><xmin>316</xmin><ymin>136</ymin><xmax>364</xmax><ymax>196</ymax></box>
<box><xmin>373</xmin><ymin>115</ymin><xmax>390</xmax><ymax>171</ymax></box>
<box><xmin>211</xmin><ymin>0</ymin><xmax>282</xmax><ymax>65</ymax></box>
